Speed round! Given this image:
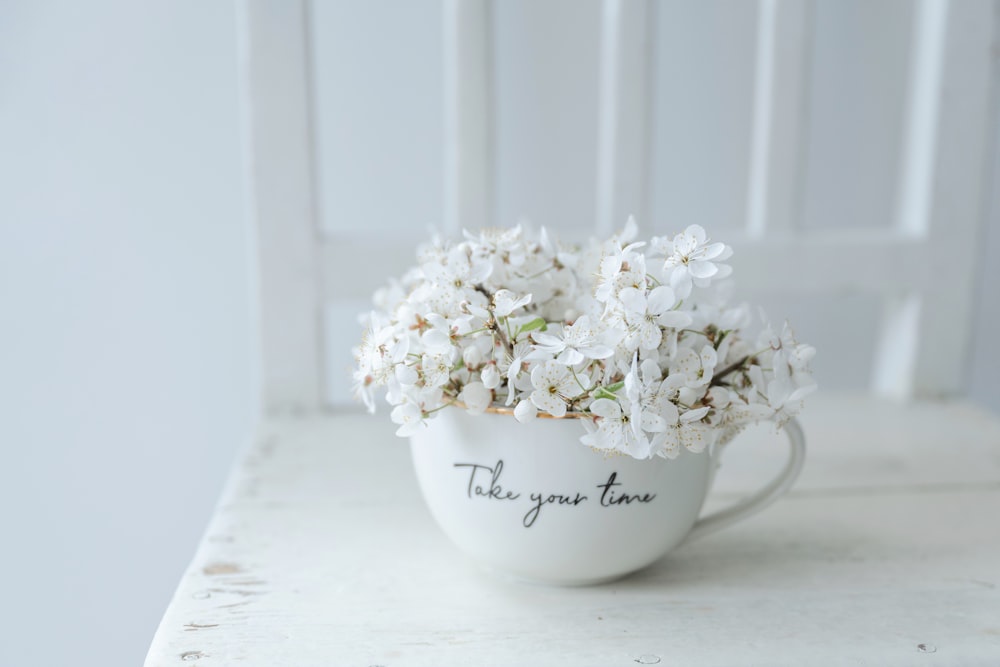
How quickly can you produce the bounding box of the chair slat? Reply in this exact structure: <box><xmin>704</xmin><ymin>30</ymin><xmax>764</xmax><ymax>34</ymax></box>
<box><xmin>595</xmin><ymin>0</ymin><xmax>652</xmax><ymax>236</ymax></box>
<box><xmin>240</xmin><ymin>0</ymin><xmax>323</xmax><ymax>412</ymax></box>
<box><xmin>443</xmin><ymin>0</ymin><xmax>493</xmax><ymax>233</ymax></box>
<box><xmin>746</xmin><ymin>0</ymin><xmax>812</xmax><ymax>238</ymax></box>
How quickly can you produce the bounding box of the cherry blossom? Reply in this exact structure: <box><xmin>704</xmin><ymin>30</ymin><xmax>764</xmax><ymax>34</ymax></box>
<box><xmin>491</xmin><ymin>289</ymin><xmax>532</xmax><ymax>318</ymax></box>
<box><xmin>481</xmin><ymin>363</ymin><xmax>501</xmax><ymax>390</ymax></box>
<box><xmin>459</xmin><ymin>381</ymin><xmax>493</xmax><ymax>414</ymax></box>
<box><xmin>650</xmin><ymin>403</ymin><xmax>712</xmax><ymax>459</ymax></box>
<box><xmin>390</xmin><ymin>402</ymin><xmax>424</xmax><ymax>437</ymax></box>
<box><xmin>618</xmin><ymin>285</ymin><xmax>692</xmax><ymax>351</ymax></box>
<box><xmin>651</xmin><ymin>224</ymin><xmax>733</xmax><ymax>299</ymax></box>
<box><xmin>529</xmin><ymin>361</ymin><xmax>580</xmax><ymax>418</ymax></box>
<box><xmin>530</xmin><ymin>315</ymin><xmax>617</xmax><ymax>366</ymax></box>
<box><xmin>513</xmin><ymin>399</ymin><xmax>538</xmax><ymax>423</ymax></box>
<box><xmin>580</xmin><ymin>397</ymin><xmax>650</xmax><ymax>459</ymax></box>
<box><xmin>354</xmin><ymin>220</ymin><xmax>815</xmax><ymax>460</ymax></box>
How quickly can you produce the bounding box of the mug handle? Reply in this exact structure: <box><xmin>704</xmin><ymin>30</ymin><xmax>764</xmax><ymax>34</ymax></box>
<box><xmin>681</xmin><ymin>417</ymin><xmax>806</xmax><ymax>545</ymax></box>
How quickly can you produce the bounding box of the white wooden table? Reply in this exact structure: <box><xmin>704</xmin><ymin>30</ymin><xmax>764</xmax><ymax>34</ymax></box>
<box><xmin>146</xmin><ymin>396</ymin><xmax>1000</xmax><ymax>666</ymax></box>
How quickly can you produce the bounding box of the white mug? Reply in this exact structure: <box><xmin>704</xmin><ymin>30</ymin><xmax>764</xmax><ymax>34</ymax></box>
<box><xmin>410</xmin><ymin>408</ymin><xmax>805</xmax><ymax>585</ymax></box>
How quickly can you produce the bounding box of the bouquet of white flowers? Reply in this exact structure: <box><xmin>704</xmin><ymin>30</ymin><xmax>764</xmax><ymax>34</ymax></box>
<box><xmin>354</xmin><ymin>219</ymin><xmax>816</xmax><ymax>460</ymax></box>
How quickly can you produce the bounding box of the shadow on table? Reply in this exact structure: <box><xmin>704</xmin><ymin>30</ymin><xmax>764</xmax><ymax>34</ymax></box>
<box><xmin>610</xmin><ymin>519</ymin><xmax>909</xmax><ymax>593</ymax></box>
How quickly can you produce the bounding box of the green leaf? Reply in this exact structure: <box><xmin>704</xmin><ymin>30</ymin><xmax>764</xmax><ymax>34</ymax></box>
<box><xmin>593</xmin><ymin>382</ymin><xmax>624</xmax><ymax>400</ymax></box>
<box><xmin>517</xmin><ymin>317</ymin><xmax>548</xmax><ymax>335</ymax></box>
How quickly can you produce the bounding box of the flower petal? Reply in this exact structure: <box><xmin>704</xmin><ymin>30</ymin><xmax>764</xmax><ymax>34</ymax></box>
<box><xmin>514</xmin><ymin>399</ymin><xmax>538</xmax><ymax>423</ymax></box>
<box><xmin>687</xmin><ymin>260</ymin><xmax>719</xmax><ymax>279</ymax></box>
<box><xmin>656</xmin><ymin>310</ymin><xmax>692</xmax><ymax>329</ymax></box>
<box><xmin>642</xmin><ymin>412</ymin><xmax>666</xmax><ymax>432</ymax></box>
<box><xmin>659</xmin><ymin>401</ymin><xmax>680</xmax><ymax>423</ymax></box>
<box><xmin>701</xmin><ymin>242</ymin><xmax>727</xmax><ymax>260</ymax></box>
<box><xmin>639</xmin><ymin>323</ymin><xmax>663</xmax><ymax>351</ymax></box>
<box><xmin>618</xmin><ymin>286</ymin><xmax>646</xmax><ymax>315</ymax></box>
<box><xmin>681</xmin><ymin>425</ymin><xmax>709</xmax><ymax>452</ymax></box>
<box><xmin>422</xmin><ymin>329</ymin><xmax>452</xmax><ymax>353</ymax></box>
<box><xmin>659</xmin><ymin>428</ymin><xmax>681</xmax><ymax>459</ymax></box>
<box><xmin>481</xmin><ymin>364</ymin><xmax>501</xmax><ymax>389</ymax></box>
<box><xmin>531</xmin><ymin>389</ymin><xmax>567</xmax><ymax>417</ymax></box>
<box><xmin>395</xmin><ymin>364</ymin><xmax>418</xmax><ymax>385</ymax></box>
<box><xmin>459</xmin><ymin>381</ymin><xmax>492</xmax><ymax>413</ymax></box>
<box><xmin>669</xmin><ymin>268</ymin><xmax>693</xmax><ymax>299</ymax></box>
<box><xmin>685</xmin><ymin>224</ymin><xmax>707</xmax><ymax>244</ymax></box>
<box><xmin>588</xmin><ymin>397</ymin><xmax>621</xmax><ymax>419</ymax></box>
<box><xmin>625</xmin><ymin>431</ymin><xmax>651</xmax><ymax>460</ymax></box>
<box><xmin>681</xmin><ymin>406</ymin><xmax>710</xmax><ymax>423</ymax></box>
<box><xmin>646</xmin><ymin>285</ymin><xmax>677</xmax><ymax>314</ymax></box>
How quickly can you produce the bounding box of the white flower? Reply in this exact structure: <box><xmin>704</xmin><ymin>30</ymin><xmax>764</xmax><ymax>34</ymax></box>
<box><xmin>459</xmin><ymin>381</ymin><xmax>493</xmax><ymax>414</ymax></box>
<box><xmin>650</xmin><ymin>403</ymin><xmax>712</xmax><ymax>459</ymax></box>
<box><xmin>538</xmin><ymin>226</ymin><xmax>577</xmax><ymax>269</ymax></box>
<box><xmin>481</xmin><ymin>363</ymin><xmax>501</xmax><ymax>389</ymax></box>
<box><xmin>372</xmin><ymin>280</ymin><xmax>407</xmax><ymax>314</ymax></box>
<box><xmin>425</xmin><ymin>244</ymin><xmax>493</xmax><ymax>287</ymax></box>
<box><xmin>420</xmin><ymin>314</ymin><xmax>455</xmax><ymax>354</ymax></box>
<box><xmin>421</xmin><ymin>351</ymin><xmax>455</xmax><ymax>388</ymax></box>
<box><xmin>465</xmin><ymin>224</ymin><xmax>527</xmax><ymax>273</ymax></box>
<box><xmin>766</xmin><ymin>377</ymin><xmax>816</xmax><ymax>426</ymax></box>
<box><xmin>747</xmin><ymin>364</ymin><xmax>768</xmax><ymax>395</ymax></box>
<box><xmin>724</xmin><ymin>391</ymin><xmax>773</xmax><ymax>424</ymax></box>
<box><xmin>691</xmin><ymin>301</ymin><xmax>751</xmax><ymax>332</ymax></box>
<box><xmin>628</xmin><ymin>358</ymin><xmax>686</xmax><ymax>426</ymax></box>
<box><xmin>527</xmin><ymin>262</ymin><xmax>579</xmax><ymax>321</ymax></box>
<box><xmin>671</xmin><ymin>345</ymin><xmax>718</xmax><ymax>389</ymax></box>
<box><xmin>390</xmin><ymin>402</ymin><xmax>424</xmax><ymax>437</ymax></box>
<box><xmin>492</xmin><ymin>289</ymin><xmax>532</xmax><ymax>318</ymax></box>
<box><xmin>395</xmin><ymin>363</ymin><xmax>418</xmax><ymax>386</ymax></box>
<box><xmin>356</xmin><ymin>314</ymin><xmax>406</xmax><ymax>372</ymax></box>
<box><xmin>581</xmin><ymin>397</ymin><xmax>650</xmax><ymax>459</ymax></box>
<box><xmin>705</xmin><ymin>385</ymin><xmax>731</xmax><ymax>410</ymax></box>
<box><xmin>419</xmin><ymin>245</ymin><xmax>493</xmax><ymax>316</ymax></box>
<box><xmin>354</xmin><ymin>314</ymin><xmax>409</xmax><ymax>412</ymax></box>
<box><xmin>352</xmin><ymin>369</ymin><xmax>378</xmax><ymax>414</ymax></box>
<box><xmin>462</xmin><ymin>345</ymin><xmax>484</xmax><ymax>368</ymax></box>
<box><xmin>617</xmin><ymin>215</ymin><xmax>640</xmax><ymax>243</ymax></box>
<box><xmin>652</xmin><ymin>224</ymin><xmax>732</xmax><ymax>299</ymax></box>
<box><xmin>356</xmin><ymin>220</ymin><xmax>815</xmax><ymax>459</ymax></box>
<box><xmin>530</xmin><ymin>315</ymin><xmax>617</xmax><ymax>366</ymax></box>
<box><xmin>789</xmin><ymin>343</ymin><xmax>817</xmax><ymax>374</ymax></box>
<box><xmin>463</xmin><ymin>300</ymin><xmax>491</xmax><ymax>321</ymax></box>
<box><xmin>529</xmin><ymin>361</ymin><xmax>579</xmax><ymax>418</ymax></box>
<box><xmin>501</xmin><ymin>340</ymin><xmax>536</xmax><ymax>405</ymax></box>
<box><xmin>594</xmin><ymin>243</ymin><xmax>647</xmax><ymax>304</ymax></box>
<box><xmin>513</xmin><ymin>399</ymin><xmax>537</xmax><ymax>423</ymax></box>
<box><xmin>763</xmin><ymin>321</ymin><xmax>817</xmax><ymax>389</ymax></box>
<box><xmin>618</xmin><ymin>285</ymin><xmax>692</xmax><ymax>351</ymax></box>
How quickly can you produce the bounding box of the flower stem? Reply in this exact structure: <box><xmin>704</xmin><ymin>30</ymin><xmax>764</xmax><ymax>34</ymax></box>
<box><xmin>710</xmin><ymin>355</ymin><xmax>749</xmax><ymax>386</ymax></box>
<box><xmin>423</xmin><ymin>397</ymin><xmax>460</xmax><ymax>416</ymax></box>
<box><xmin>522</xmin><ymin>263</ymin><xmax>557</xmax><ymax>281</ymax></box>
<box><xmin>679</xmin><ymin>328</ymin><xmax>709</xmax><ymax>338</ymax></box>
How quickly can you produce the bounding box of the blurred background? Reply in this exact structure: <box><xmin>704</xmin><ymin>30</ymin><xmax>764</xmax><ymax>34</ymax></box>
<box><xmin>1</xmin><ymin>1</ymin><xmax>998</xmax><ymax>665</ymax></box>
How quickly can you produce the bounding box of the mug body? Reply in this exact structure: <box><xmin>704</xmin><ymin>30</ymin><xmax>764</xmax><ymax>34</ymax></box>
<box><xmin>409</xmin><ymin>408</ymin><xmax>715</xmax><ymax>585</ymax></box>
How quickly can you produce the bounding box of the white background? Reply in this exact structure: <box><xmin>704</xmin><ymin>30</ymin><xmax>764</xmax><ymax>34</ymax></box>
<box><xmin>1</xmin><ymin>1</ymin><xmax>998</xmax><ymax>666</ymax></box>
<box><xmin>0</xmin><ymin>2</ymin><xmax>256</xmax><ymax>665</ymax></box>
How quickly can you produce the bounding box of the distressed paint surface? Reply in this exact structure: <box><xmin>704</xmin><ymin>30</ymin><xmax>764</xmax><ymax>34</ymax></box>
<box><xmin>146</xmin><ymin>396</ymin><xmax>1000</xmax><ymax>665</ymax></box>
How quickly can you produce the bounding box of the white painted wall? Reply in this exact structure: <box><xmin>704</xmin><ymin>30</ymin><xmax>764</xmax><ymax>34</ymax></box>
<box><xmin>0</xmin><ymin>2</ymin><xmax>255</xmax><ymax>666</ymax></box>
